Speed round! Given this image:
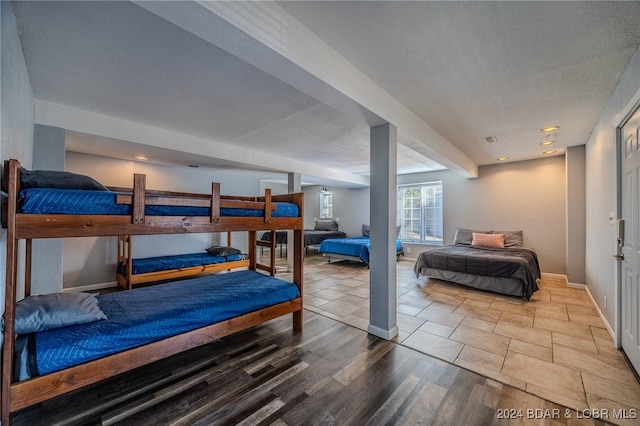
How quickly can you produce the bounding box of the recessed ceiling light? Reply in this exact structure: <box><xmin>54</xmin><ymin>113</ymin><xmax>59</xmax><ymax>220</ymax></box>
<box><xmin>540</xmin><ymin>126</ymin><xmax>560</xmax><ymax>133</ymax></box>
<box><xmin>540</xmin><ymin>140</ymin><xmax>556</xmax><ymax>146</ymax></box>
<box><xmin>497</xmin><ymin>157</ymin><xmax>509</xmax><ymax>161</ymax></box>
<box><xmin>542</xmin><ymin>150</ymin><xmax>557</xmax><ymax>155</ymax></box>
<box><xmin>133</xmin><ymin>156</ymin><xmax>148</xmax><ymax>161</ymax></box>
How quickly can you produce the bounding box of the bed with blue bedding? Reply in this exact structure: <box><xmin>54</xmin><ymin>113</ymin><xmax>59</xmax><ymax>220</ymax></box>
<box><xmin>14</xmin><ymin>270</ymin><xmax>300</xmax><ymax>379</ymax></box>
<box><xmin>1</xmin><ymin>159</ymin><xmax>305</xmax><ymax>423</ymax></box>
<box><xmin>116</xmin><ymin>250</ymin><xmax>249</xmax><ymax>289</ymax></box>
<box><xmin>318</xmin><ymin>237</ymin><xmax>404</xmax><ymax>265</ymax></box>
<box><xmin>18</xmin><ymin>187</ymin><xmax>299</xmax><ymax>217</ymax></box>
<box><xmin>2</xmin><ymin>161</ymin><xmax>302</xmax><ymax>238</ymax></box>
<box><xmin>116</xmin><ymin>232</ymin><xmax>251</xmax><ymax>289</ymax></box>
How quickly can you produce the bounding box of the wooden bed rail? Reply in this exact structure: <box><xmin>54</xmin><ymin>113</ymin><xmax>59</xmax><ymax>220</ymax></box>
<box><xmin>2</xmin><ymin>159</ymin><xmax>303</xmax><ymax>238</ymax></box>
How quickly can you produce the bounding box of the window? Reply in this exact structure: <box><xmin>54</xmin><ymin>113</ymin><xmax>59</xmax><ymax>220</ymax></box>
<box><xmin>319</xmin><ymin>189</ymin><xmax>333</xmax><ymax>218</ymax></box>
<box><xmin>397</xmin><ymin>181</ymin><xmax>443</xmax><ymax>245</ymax></box>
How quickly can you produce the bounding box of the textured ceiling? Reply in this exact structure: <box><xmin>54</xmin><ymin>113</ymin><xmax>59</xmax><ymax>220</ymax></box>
<box><xmin>280</xmin><ymin>1</ymin><xmax>640</xmax><ymax>165</ymax></box>
<box><xmin>10</xmin><ymin>1</ymin><xmax>640</xmax><ymax>186</ymax></box>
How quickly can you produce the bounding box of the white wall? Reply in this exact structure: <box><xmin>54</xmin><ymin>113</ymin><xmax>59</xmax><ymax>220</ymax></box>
<box><xmin>303</xmin><ymin>185</ymin><xmax>369</xmax><ymax>236</ymax></box>
<box><xmin>1</xmin><ymin>2</ymin><xmax>35</xmax><ymax>306</ymax></box>
<box><xmin>585</xmin><ymin>47</ymin><xmax>640</xmax><ymax>331</ymax></box>
<box><xmin>63</xmin><ymin>152</ymin><xmax>265</xmax><ymax>288</ymax></box>
<box><xmin>397</xmin><ymin>156</ymin><xmax>567</xmax><ymax>275</ymax></box>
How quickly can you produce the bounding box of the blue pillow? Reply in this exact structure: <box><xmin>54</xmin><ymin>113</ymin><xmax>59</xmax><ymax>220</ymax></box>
<box><xmin>11</xmin><ymin>292</ymin><xmax>107</xmax><ymax>334</ymax></box>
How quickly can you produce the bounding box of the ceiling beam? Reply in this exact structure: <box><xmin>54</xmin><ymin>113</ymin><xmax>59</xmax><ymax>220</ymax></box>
<box><xmin>35</xmin><ymin>101</ymin><xmax>371</xmax><ymax>187</ymax></box>
<box><xmin>135</xmin><ymin>0</ymin><xmax>478</xmax><ymax>178</ymax></box>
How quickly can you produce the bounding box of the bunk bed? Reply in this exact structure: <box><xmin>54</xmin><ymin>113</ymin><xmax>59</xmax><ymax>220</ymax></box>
<box><xmin>1</xmin><ymin>159</ymin><xmax>304</xmax><ymax>425</ymax></box>
<box><xmin>115</xmin><ymin>232</ymin><xmax>250</xmax><ymax>289</ymax></box>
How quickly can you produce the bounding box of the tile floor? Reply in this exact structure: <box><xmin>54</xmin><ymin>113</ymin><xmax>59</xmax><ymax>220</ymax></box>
<box><xmin>274</xmin><ymin>249</ymin><xmax>640</xmax><ymax>425</ymax></box>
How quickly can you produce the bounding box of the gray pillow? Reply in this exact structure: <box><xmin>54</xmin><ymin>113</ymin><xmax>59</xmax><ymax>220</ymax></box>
<box><xmin>314</xmin><ymin>219</ymin><xmax>339</xmax><ymax>231</ymax></box>
<box><xmin>491</xmin><ymin>230</ymin><xmax>523</xmax><ymax>248</ymax></box>
<box><xmin>453</xmin><ymin>228</ymin><xmax>489</xmax><ymax>245</ymax></box>
<box><xmin>206</xmin><ymin>246</ymin><xmax>242</xmax><ymax>256</ymax></box>
<box><xmin>12</xmin><ymin>292</ymin><xmax>107</xmax><ymax>334</ymax></box>
<box><xmin>20</xmin><ymin>168</ymin><xmax>108</xmax><ymax>191</ymax></box>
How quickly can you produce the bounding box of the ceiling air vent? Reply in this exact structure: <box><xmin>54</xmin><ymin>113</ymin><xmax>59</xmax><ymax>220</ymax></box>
<box><xmin>484</xmin><ymin>136</ymin><xmax>498</xmax><ymax>144</ymax></box>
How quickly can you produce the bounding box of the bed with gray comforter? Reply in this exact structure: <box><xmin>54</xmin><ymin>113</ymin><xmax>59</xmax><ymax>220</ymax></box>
<box><xmin>413</xmin><ymin>228</ymin><xmax>541</xmax><ymax>300</ymax></box>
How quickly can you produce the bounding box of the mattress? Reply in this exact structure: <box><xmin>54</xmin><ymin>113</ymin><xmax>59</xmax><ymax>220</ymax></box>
<box><xmin>413</xmin><ymin>245</ymin><xmax>540</xmax><ymax>300</ymax></box>
<box><xmin>22</xmin><ymin>270</ymin><xmax>300</xmax><ymax>377</ymax></box>
<box><xmin>119</xmin><ymin>252</ymin><xmax>246</xmax><ymax>275</ymax></box>
<box><xmin>318</xmin><ymin>237</ymin><xmax>403</xmax><ymax>264</ymax></box>
<box><xmin>18</xmin><ymin>188</ymin><xmax>299</xmax><ymax>217</ymax></box>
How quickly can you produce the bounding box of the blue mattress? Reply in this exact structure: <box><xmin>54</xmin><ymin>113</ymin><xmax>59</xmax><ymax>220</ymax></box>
<box><xmin>318</xmin><ymin>237</ymin><xmax>403</xmax><ymax>264</ymax></box>
<box><xmin>119</xmin><ymin>252</ymin><xmax>247</xmax><ymax>275</ymax></box>
<box><xmin>18</xmin><ymin>188</ymin><xmax>299</xmax><ymax>217</ymax></box>
<box><xmin>25</xmin><ymin>270</ymin><xmax>300</xmax><ymax>377</ymax></box>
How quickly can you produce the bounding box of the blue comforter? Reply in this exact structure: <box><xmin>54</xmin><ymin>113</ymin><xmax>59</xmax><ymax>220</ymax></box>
<box><xmin>26</xmin><ymin>270</ymin><xmax>299</xmax><ymax>376</ymax></box>
<box><xmin>318</xmin><ymin>237</ymin><xmax>402</xmax><ymax>264</ymax></box>
<box><xmin>18</xmin><ymin>188</ymin><xmax>299</xmax><ymax>217</ymax></box>
<box><xmin>119</xmin><ymin>252</ymin><xmax>246</xmax><ymax>275</ymax></box>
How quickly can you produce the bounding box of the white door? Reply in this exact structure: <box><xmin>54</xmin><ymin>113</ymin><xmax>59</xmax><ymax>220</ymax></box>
<box><xmin>620</xmin><ymin>103</ymin><xmax>640</xmax><ymax>374</ymax></box>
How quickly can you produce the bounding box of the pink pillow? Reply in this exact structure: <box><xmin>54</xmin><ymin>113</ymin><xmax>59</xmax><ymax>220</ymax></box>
<box><xmin>471</xmin><ymin>232</ymin><xmax>505</xmax><ymax>249</ymax></box>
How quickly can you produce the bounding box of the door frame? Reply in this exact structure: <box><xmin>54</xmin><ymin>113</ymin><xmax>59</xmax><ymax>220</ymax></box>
<box><xmin>615</xmin><ymin>86</ymin><xmax>640</xmax><ymax>349</ymax></box>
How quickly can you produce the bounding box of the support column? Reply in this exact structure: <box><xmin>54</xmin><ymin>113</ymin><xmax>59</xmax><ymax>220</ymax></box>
<box><xmin>368</xmin><ymin>123</ymin><xmax>398</xmax><ymax>340</ymax></box>
<box><xmin>287</xmin><ymin>172</ymin><xmax>301</xmax><ymax>271</ymax></box>
<box><xmin>32</xmin><ymin>125</ymin><xmax>65</xmax><ymax>295</ymax></box>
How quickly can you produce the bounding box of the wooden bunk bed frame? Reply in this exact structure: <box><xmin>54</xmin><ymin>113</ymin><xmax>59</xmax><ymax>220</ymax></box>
<box><xmin>115</xmin><ymin>232</ymin><xmax>252</xmax><ymax>290</ymax></box>
<box><xmin>1</xmin><ymin>159</ymin><xmax>303</xmax><ymax>425</ymax></box>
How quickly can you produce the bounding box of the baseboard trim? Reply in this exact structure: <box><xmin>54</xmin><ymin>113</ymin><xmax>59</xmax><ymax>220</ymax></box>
<box><xmin>582</xmin><ymin>285</ymin><xmax>616</xmax><ymax>341</ymax></box>
<box><xmin>368</xmin><ymin>324</ymin><xmax>399</xmax><ymax>341</ymax></box>
<box><xmin>63</xmin><ymin>281</ymin><xmax>117</xmax><ymax>293</ymax></box>
<box><xmin>539</xmin><ymin>273</ymin><xmax>616</xmax><ymax>341</ymax></box>
<box><xmin>541</xmin><ymin>272</ymin><xmax>568</xmax><ymax>283</ymax></box>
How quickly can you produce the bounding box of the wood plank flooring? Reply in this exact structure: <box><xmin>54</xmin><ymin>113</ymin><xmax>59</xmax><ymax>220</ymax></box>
<box><xmin>13</xmin><ymin>311</ymin><xmax>608</xmax><ymax>426</ymax></box>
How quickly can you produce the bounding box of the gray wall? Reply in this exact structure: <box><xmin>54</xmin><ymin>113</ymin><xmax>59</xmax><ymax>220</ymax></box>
<box><xmin>303</xmin><ymin>185</ymin><xmax>369</xmax><ymax>237</ymax></box>
<box><xmin>63</xmin><ymin>152</ymin><xmax>266</xmax><ymax>288</ymax></box>
<box><xmin>1</xmin><ymin>2</ymin><xmax>35</xmax><ymax>311</ymax></box>
<box><xmin>31</xmin><ymin>125</ymin><xmax>66</xmax><ymax>295</ymax></box>
<box><xmin>397</xmin><ymin>156</ymin><xmax>568</xmax><ymax>275</ymax></box>
<box><xmin>585</xmin><ymin>46</ymin><xmax>640</xmax><ymax>330</ymax></box>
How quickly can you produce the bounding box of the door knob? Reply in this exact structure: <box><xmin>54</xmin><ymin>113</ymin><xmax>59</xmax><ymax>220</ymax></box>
<box><xmin>614</xmin><ymin>253</ymin><xmax>625</xmax><ymax>261</ymax></box>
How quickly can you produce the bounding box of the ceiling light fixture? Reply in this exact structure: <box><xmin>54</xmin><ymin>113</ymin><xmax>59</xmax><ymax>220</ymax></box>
<box><xmin>133</xmin><ymin>155</ymin><xmax>148</xmax><ymax>161</ymax></box>
<box><xmin>540</xmin><ymin>126</ymin><xmax>560</xmax><ymax>133</ymax></box>
<box><xmin>540</xmin><ymin>140</ymin><xmax>556</xmax><ymax>146</ymax></box>
<box><xmin>497</xmin><ymin>157</ymin><xmax>509</xmax><ymax>161</ymax></box>
<box><xmin>542</xmin><ymin>150</ymin><xmax>557</xmax><ymax>155</ymax></box>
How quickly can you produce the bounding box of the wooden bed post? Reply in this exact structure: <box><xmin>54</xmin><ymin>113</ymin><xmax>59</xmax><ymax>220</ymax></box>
<box><xmin>248</xmin><ymin>231</ymin><xmax>257</xmax><ymax>271</ymax></box>
<box><xmin>25</xmin><ymin>239</ymin><xmax>32</xmax><ymax>297</ymax></box>
<box><xmin>211</xmin><ymin>183</ymin><xmax>220</xmax><ymax>223</ymax></box>
<box><xmin>264</xmin><ymin>188</ymin><xmax>272</xmax><ymax>223</ymax></box>
<box><xmin>132</xmin><ymin>174</ymin><xmax>146</xmax><ymax>224</ymax></box>
<box><xmin>2</xmin><ymin>159</ymin><xmax>21</xmax><ymax>425</ymax></box>
<box><xmin>293</xmin><ymin>192</ymin><xmax>304</xmax><ymax>331</ymax></box>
